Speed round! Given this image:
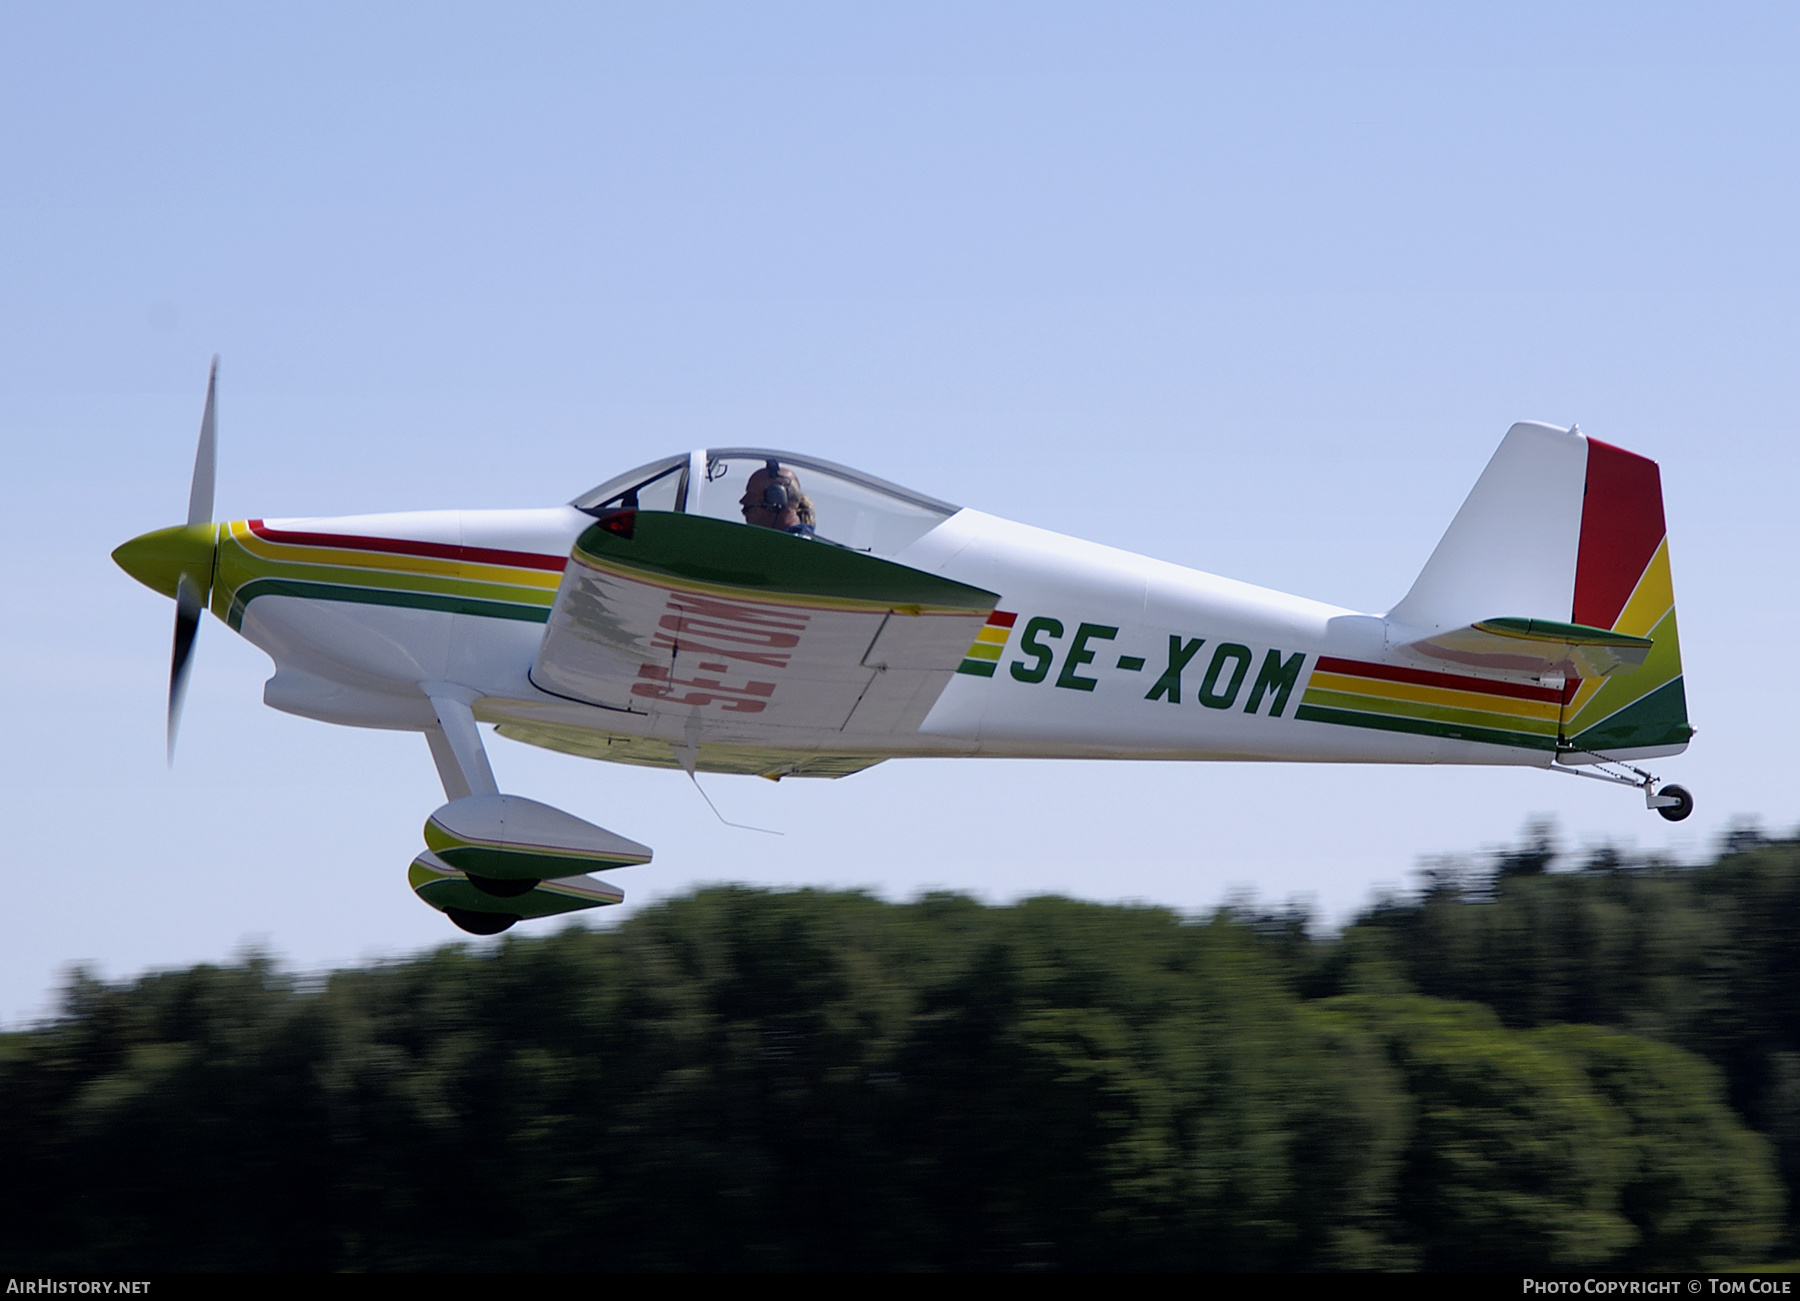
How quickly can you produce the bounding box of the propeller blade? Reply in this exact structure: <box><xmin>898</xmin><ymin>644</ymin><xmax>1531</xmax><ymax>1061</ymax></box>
<box><xmin>186</xmin><ymin>356</ymin><xmax>218</xmax><ymax>528</ymax></box>
<box><xmin>168</xmin><ymin>574</ymin><xmax>203</xmax><ymax>762</ymax></box>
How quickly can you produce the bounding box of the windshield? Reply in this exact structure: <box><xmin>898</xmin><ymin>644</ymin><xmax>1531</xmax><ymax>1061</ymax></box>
<box><xmin>575</xmin><ymin>449</ymin><xmax>956</xmax><ymax>557</ymax></box>
<box><xmin>572</xmin><ymin>454</ymin><xmax>690</xmax><ymax>514</ymax></box>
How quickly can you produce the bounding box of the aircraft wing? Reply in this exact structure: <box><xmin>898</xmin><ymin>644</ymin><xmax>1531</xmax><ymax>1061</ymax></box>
<box><xmin>529</xmin><ymin>510</ymin><xmax>999</xmax><ymax>741</ymax></box>
<box><xmin>1396</xmin><ymin>617</ymin><xmax>1653</xmax><ymax>682</ymax></box>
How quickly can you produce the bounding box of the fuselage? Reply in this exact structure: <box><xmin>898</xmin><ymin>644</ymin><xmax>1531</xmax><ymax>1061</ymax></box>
<box><xmin>213</xmin><ymin>503</ymin><xmax>1563</xmax><ymax>774</ymax></box>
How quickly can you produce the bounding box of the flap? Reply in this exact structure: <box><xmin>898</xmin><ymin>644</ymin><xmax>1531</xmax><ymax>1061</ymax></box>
<box><xmin>1397</xmin><ymin>616</ymin><xmax>1653</xmax><ymax>682</ymax></box>
<box><xmin>531</xmin><ymin>510</ymin><xmax>997</xmax><ymax>737</ymax></box>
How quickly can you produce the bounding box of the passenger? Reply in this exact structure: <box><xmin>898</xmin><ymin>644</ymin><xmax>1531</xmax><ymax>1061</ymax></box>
<box><xmin>740</xmin><ymin>462</ymin><xmax>817</xmax><ymax>537</ymax></box>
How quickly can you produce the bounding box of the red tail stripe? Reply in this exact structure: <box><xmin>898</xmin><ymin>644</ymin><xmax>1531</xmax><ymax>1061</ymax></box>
<box><xmin>247</xmin><ymin>520</ymin><xmax>568</xmax><ymax>572</ymax></box>
<box><xmin>1573</xmin><ymin>439</ymin><xmax>1666</xmax><ymax>630</ymax></box>
<box><xmin>1314</xmin><ymin>656</ymin><xmax>1565</xmax><ymax>704</ymax></box>
<box><xmin>987</xmin><ymin>610</ymin><xmax>1018</xmax><ymax>628</ymax></box>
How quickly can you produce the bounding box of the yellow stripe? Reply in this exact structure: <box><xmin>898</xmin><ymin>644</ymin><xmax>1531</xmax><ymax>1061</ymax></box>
<box><xmin>232</xmin><ymin>525</ymin><xmax>561</xmax><ymax>589</ymax></box>
<box><xmin>974</xmin><ymin>626</ymin><xmax>1010</xmax><ymax>645</ymax></box>
<box><xmin>1560</xmin><ymin>541</ymin><xmax>1676</xmax><ymax>726</ymax></box>
<box><xmin>1610</xmin><ymin>539</ymin><xmax>1674</xmax><ymax>640</ymax></box>
<box><xmin>462</xmin><ymin>558</ymin><xmax>561</xmax><ymax>588</ymax></box>
<box><xmin>1306</xmin><ymin>671</ymin><xmax>1560</xmax><ymax>721</ymax></box>
<box><xmin>1564</xmin><ymin>605</ymin><xmax>1681</xmax><ymax>732</ymax></box>
<box><xmin>963</xmin><ymin>642</ymin><xmax>1004</xmax><ymax>661</ymax></box>
<box><xmin>221</xmin><ymin>548</ymin><xmax>554</xmax><ymax>606</ymax></box>
<box><xmin>1563</xmin><ymin>674</ymin><xmax>1605</xmax><ymax>719</ymax></box>
<box><xmin>1302</xmin><ymin>686</ymin><xmax>1560</xmax><ymax>736</ymax></box>
<box><xmin>234</xmin><ymin>528</ymin><xmax>461</xmax><ymax>577</ymax></box>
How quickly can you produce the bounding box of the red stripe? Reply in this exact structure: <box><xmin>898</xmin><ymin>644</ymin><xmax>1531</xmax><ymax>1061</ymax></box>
<box><xmin>247</xmin><ymin>520</ymin><xmax>567</xmax><ymax>572</ymax></box>
<box><xmin>987</xmin><ymin>610</ymin><xmax>1018</xmax><ymax>627</ymax></box>
<box><xmin>1573</xmin><ymin>439</ymin><xmax>1665</xmax><ymax>630</ymax></box>
<box><xmin>1314</xmin><ymin>656</ymin><xmax>1564</xmax><ymax>703</ymax></box>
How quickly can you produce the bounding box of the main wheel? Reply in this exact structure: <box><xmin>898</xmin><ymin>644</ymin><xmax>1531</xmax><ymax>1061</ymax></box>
<box><xmin>1655</xmin><ymin>784</ymin><xmax>1694</xmax><ymax>822</ymax></box>
<box><xmin>445</xmin><ymin>908</ymin><xmax>518</xmax><ymax>935</ymax></box>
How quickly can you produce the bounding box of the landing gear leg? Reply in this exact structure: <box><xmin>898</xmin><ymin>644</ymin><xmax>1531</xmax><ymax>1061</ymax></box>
<box><xmin>422</xmin><ymin>684</ymin><xmax>499</xmax><ymax>801</ymax></box>
<box><xmin>1551</xmin><ymin>757</ymin><xmax>1694</xmax><ymax>821</ymax></box>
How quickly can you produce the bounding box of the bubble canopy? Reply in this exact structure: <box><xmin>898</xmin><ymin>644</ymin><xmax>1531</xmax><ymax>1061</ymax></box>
<box><xmin>572</xmin><ymin>450</ymin><xmax>960</xmax><ymax>557</ymax></box>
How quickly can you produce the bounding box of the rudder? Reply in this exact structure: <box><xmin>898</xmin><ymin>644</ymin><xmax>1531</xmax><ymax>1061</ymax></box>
<box><xmin>1558</xmin><ymin>439</ymin><xmax>1691</xmax><ymax>759</ymax></box>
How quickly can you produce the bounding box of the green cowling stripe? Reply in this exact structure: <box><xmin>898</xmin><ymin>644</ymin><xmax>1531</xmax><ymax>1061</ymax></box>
<box><xmin>227</xmin><ymin>578</ymin><xmax>552</xmax><ymax>631</ymax></box>
<box><xmin>1294</xmin><ymin>703</ymin><xmax>1559</xmax><ymax>752</ymax></box>
<box><xmin>576</xmin><ymin>511</ymin><xmax>998</xmax><ymax>610</ymax></box>
<box><xmin>1566</xmin><ymin>677</ymin><xmax>1694</xmax><ymax>753</ymax></box>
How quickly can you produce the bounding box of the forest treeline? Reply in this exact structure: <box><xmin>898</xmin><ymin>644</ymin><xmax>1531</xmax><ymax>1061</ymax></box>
<box><xmin>3</xmin><ymin>833</ymin><xmax>1799</xmax><ymax>1272</ymax></box>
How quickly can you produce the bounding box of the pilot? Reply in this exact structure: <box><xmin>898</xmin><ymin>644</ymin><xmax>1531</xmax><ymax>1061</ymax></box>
<box><xmin>740</xmin><ymin>461</ymin><xmax>817</xmax><ymax>537</ymax></box>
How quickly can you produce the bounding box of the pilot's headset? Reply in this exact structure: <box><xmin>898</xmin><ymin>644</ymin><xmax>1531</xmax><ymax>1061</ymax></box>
<box><xmin>760</xmin><ymin>459</ymin><xmax>791</xmax><ymax>511</ymax></box>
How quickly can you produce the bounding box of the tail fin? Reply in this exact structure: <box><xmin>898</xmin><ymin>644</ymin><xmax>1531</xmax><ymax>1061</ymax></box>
<box><xmin>1387</xmin><ymin>422</ymin><xmax>1589</xmax><ymax>636</ymax></box>
<box><xmin>1387</xmin><ymin>422</ymin><xmax>1690</xmax><ymax>759</ymax></box>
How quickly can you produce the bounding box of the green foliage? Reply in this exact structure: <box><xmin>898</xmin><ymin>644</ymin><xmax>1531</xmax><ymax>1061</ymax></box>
<box><xmin>1321</xmin><ymin>996</ymin><xmax>1636</xmax><ymax>1270</ymax></box>
<box><xmin>1332</xmin><ymin>834</ymin><xmax>1800</xmax><ymax>1249</ymax></box>
<box><xmin>1538</xmin><ymin>1025</ymin><xmax>1783</xmax><ymax>1270</ymax></box>
<box><xmin>0</xmin><ymin>867</ymin><xmax>1783</xmax><ymax>1272</ymax></box>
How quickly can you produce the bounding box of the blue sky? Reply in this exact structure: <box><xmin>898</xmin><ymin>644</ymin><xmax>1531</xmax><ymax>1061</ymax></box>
<box><xmin>3</xmin><ymin>3</ymin><xmax>1798</xmax><ymax>1022</ymax></box>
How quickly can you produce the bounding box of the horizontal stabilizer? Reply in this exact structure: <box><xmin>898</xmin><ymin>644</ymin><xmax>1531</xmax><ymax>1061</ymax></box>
<box><xmin>1398</xmin><ymin>617</ymin><xmax>1652</xmax><ymax>683</ymax></box>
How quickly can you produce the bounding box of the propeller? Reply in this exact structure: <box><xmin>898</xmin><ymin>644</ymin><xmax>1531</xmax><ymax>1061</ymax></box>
<box><xmin>113</xmin><ymin>357</ymin><xmax>221</xmax><ymax>763</ymax></box>
<box><xmin>168</xmin><ymin>358</ymin><xmax>218</xmax><ymax>759</ymax></box>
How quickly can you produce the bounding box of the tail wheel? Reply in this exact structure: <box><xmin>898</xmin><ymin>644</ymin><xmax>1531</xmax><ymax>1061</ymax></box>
<box><xmin>1655</xmin><ymin>784</ymin><xmax>1694</xmax><ymax>822</ymax></box>
<box><xmin>445</xmin><ymin>908</ymin><xmax>518</xmax><ymax>935</ymax></box>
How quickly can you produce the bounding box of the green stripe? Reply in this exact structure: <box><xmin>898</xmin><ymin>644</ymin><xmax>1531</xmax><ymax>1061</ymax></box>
<box><xmin>229</xmin><ymin>578</ymin><xmax>552</xmax><ymax>631</ymax></box>
<box><xmin>1295</xmin><ymin>703</ymin><xmax>1558</xmax><ymax>751</ymax></box>
<box><xmin>1566</xmin><ymin>676</ymin><xmax>1693</xmax><ymax>753</ymax></box>
<box><xmin>229</xmin><ymin>553</ymin><xmax>555</xmax><ymax>605</ymax></box>
<box><xmin>1564</xmin><ymin>607</ymin><xmax>1684</xmax><ymax>734</ymax></box>
<box><xmin>575</xmin><ymin>511</ymin><xmax>998</xmax><ymax>611</ymax></box>
<box><xmin>1300</xmin><ymin>686</ymin><xmax>1559</xmax><ymax>736</ymax></box>
<box><xmin>957</xmin><ymin>660</ymin><xmax>997</xmax><ymax>677</ymax></box>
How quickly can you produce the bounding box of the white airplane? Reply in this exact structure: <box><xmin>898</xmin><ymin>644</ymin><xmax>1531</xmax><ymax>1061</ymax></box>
<box><xmin>115</xmin><ymin>361</ymin><xmax>1693</xmax><ymax>934</ymax></box>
